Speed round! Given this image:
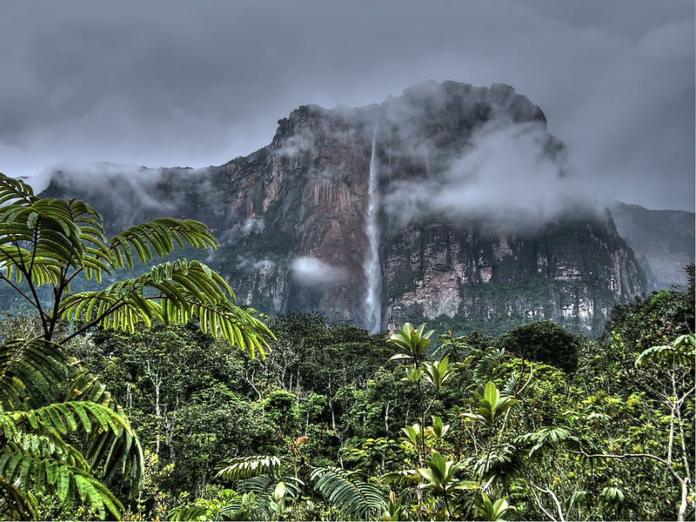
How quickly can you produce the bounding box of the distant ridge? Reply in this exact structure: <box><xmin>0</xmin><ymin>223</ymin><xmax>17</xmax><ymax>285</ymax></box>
<box><xmin>611</xmin><ymin>202</ymin><xmax>694</xmax><ymax>289</ymax></box>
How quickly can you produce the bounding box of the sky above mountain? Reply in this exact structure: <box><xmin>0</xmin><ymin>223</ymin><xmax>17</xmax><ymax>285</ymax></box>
<box><xmin>1</xmin><ymin>0</ymin><xmax>693</xmax><ymax>210</ymax></box>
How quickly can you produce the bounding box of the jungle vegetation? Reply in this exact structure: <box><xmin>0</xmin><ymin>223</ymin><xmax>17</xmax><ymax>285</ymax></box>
<box><xmin>0</xmin><ymin>173</ymin><xmax>693</xmax><ymax>521</ymax></box>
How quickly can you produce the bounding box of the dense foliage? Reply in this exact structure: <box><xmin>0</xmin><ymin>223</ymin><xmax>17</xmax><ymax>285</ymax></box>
<box><xmin>0</xmin><ymin>173</ymin><xmax>272</xmax><ymax>518</ymax></box>
<box><xmin>0</xmin><ymin>174</ymin><xmax>693</xmax><ymax>520</ymax></box>
<box><xmin>497</xmin><ymin>321</ymin><xmax>581</xmax><ymax>373</ymax></box>
<box><xmin>19</xmin><ymin>275</ymin><xmax>690</xmax><ymax>521</ymax></box>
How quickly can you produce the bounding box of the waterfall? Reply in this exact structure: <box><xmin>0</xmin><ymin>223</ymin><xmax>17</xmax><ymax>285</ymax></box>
<box><xmin>363</xmin><ymin>126</ymin><xmax>382</xmax><ymax>333</ymax></box>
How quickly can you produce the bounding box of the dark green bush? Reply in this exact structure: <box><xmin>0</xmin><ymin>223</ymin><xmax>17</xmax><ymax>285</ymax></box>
<box><xmin>497</xmin><ymin>321</ymin><xmax>581</xmax><ymax>372</ymax></box>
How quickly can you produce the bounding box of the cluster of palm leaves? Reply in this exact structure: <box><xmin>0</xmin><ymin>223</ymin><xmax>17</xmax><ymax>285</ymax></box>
<box><xmin>0</xmin><ymin>172</ymin><xmax>274</xmax><ymax>518</ymax></box>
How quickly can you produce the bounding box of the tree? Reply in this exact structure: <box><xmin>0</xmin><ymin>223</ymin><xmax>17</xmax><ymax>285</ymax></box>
<box><xmin>0</xmin><ymin>173</ymin><xmax>274</xmax><ymax>518</ymax></box>
<box><xmin>577</xmin><ymin>334</ymin><xmax>695</xmax><ymax>521</ymax></box>
<box><xmin>497</xmin><ymin>321</ymin><xmax>581</xmax><ymax>373</ymax></box>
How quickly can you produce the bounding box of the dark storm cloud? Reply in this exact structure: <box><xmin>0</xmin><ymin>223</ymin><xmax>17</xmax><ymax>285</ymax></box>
<box><xmin>0</xmin><ymin>0</ymin><xmax>693</xmax><ymax>210</ymax></box>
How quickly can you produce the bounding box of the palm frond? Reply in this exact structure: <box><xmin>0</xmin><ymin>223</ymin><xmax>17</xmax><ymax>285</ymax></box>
<box><xmin>470</xmin><ymin>348</ymin><xmax>509</xmax><ymax>387</ymax></box>
<box><xmin>471</xmin><ymin>443</ymin><xmax>519</xmax><ymax>478</ymax></box>
<box><xmin>514</xmin><ymin>426</ymin><xmax>579</xmax><ymax>458</ymax></box>
<box><xmin>168</xmin><ymin>503</ymin><xmax>212</xmax><ymax>521</ymax></box>
<box><xmin>381</xmin><ymin>468</ymin><xmax>420</xmax><ymax>485</ymax></box>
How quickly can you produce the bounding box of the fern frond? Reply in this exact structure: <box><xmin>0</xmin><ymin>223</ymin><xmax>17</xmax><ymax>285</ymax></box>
<box><xmin>7</xmin><ymin>396</ymin><xmax>143</xmax><ymax>488</ymax></box>
<box><xmin>0</xmin><ymin>246</ymin><xmax>63</xmax><ymax>287</ymax></box>
<box><xmin>0</xmin><ymin>448</ymin><xmax>123</xmax><ymax>519</ymax></box>
<box><xmin>311</xmin><ymin>467</ymin><xmax>386</xmax><ymax>520</ymax></box>
<box><xmin>0</xmin><ymin>173</ymin><xmax>37</xmax><ymax>207</ymax></box>
<box><xmin>0</xmin><ymin>475</ymin><xmax>38</xmax><ymax>520</ymax></box>
<box><xmin>238</xmin><ymin>475</ymin><xmax>303</xmax><ymax>498</ymax></box>
<box><xmin>0</xmin><ymin>199</ymin><xmax>86</xmax><ymax>270</ymax></box>
<box><xmin>216</xmin><ymin>455</ymin><xmax>283</xmax><ymax>481</ymax></box>
<box><xmin>66</xmin><ymin>362</ymin><xmax>114</xmax><ymax>405</ymax></box>
<box><xmin>64</xmin><ymin>199</ymin><xmax>112</xmax><ymax>282</ymax></box>
<box><xmin>63</xmin><ymin>364</ymin><xmax>144</xmax><ymax>485</ymax></box>
<box><xmin>3</xmin><ymin>431</ymin><xmax>90</xmax><ymax>472</ymax></box>
<box><xmin>60</xmin><ymin>260</ymin><xmax>274</xmax><ymax>357</ymax></box>
<box><xmin>109</xmin><ymin>218</ymin><xmax>218</xmax><ymax>269</ymax></box>
<box><xmin>0</xmin><ymin>338</ymin><xmax>68</xmax><ymax>409</ymax></box>
<box><xmin>10</xmin><ymin>400</ymin><xmax>132</xmax><ymax>437</ymax></box>
<box><xmin>86</xmin><ymin>424</ymin><xmax>144</xmax><ymax>484</ymax></box>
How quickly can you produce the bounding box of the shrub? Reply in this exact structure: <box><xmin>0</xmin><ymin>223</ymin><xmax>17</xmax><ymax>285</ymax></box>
<box><xmin>497</xmin><ymin>321</ymin><xmax>581</xmax><ymax>372</ymax></box>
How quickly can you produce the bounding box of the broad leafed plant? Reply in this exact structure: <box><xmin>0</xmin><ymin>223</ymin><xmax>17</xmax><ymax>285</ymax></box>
<box><xmin>0</xmin><ymin>173</ymin><xmax>274</xmax><ymax>519</ymax></box>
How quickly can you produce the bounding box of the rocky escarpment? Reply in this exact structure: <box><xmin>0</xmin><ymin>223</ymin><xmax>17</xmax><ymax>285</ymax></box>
<box><xmin>42</xmin><ymin>81</ymin><xmax>648</xmax><ymax>335</ymax></box>
<box><xmin>610</xmin><ymin>202</ymin><xmax>694</xmax><ymax>290</ymax></box>
<box><xmin>380</xmin><ymin>218</ymin><xmax>645</xmax><ymax>335</ymax></box>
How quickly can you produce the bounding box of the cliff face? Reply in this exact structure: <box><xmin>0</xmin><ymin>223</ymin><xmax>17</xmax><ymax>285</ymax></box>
<box><xmin>610</xmin><ymin>202</ymin><xmax>694</xmax><ymax>290</ymax></box>
<box><xmin>43</xmin><ymin>81</ymin><xmax>647</xmax><ymax>335</ymax></box>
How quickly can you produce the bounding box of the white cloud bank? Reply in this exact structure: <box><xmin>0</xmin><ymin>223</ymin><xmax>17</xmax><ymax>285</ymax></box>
<box><xmin>290</xmin><ymin>256</ymin><xmax>347</xmax><ymax>286</ymax></box>
<box><xmin>384</xmin><ymin>117</ymin><xmax>596</xmax><ymax>231</ymax></box>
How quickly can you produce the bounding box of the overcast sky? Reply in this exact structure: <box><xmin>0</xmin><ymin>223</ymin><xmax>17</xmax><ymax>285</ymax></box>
<box><xmin>1</xmin><ymin>1</ymin><xmax>693</xmax><ymax>210</ymax></box>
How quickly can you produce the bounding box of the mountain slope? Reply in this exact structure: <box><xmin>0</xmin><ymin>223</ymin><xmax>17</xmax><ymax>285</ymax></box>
<box><xmin>610</xmin><ymin>202</ymin><xmax>694</xmax><ymax>289</ymax></box>
<box><xmin>42</xmin><ymin>81</ymin><xmax>648</xmax><ymax>335</ymax></box>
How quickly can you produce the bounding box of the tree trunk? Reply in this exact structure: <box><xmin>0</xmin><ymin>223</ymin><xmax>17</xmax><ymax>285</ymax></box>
<box><xmin>154</xmin><ymin>378</ymin><xmax>161</xmax><ymax>456</ymax></box>
<box><xmin>677</xmin><ymin>477</ymin><xmax>689</xmax><ymax>522</ymax></box>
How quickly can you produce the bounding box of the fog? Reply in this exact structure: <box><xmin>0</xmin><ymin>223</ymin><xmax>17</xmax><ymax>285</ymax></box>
<box><xmin>383</xmin><ymin>117</ymin><xmax>597</xmax><ymax>231</ymax></box>
<box><xmin>0</xmin><ymin>0</ymin><xmax>693</xmax><ymax>210</ymax></box>
<box><xmin>290</xmin><ymin>257</ymin><xmax>348</xmax><ymax>286</ymax></box>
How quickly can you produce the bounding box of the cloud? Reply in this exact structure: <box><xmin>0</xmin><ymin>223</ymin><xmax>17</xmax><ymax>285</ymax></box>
<box><xmin>235</xmin><ymin>256</ymin><xmax>276</xmax><ymax>271</ymax></box>
<box><xmin>290</xmin><ymin>256</ymin><xmax>347</xmax><ymax>286</ymax></box>
<box><xmin>0</xmin><ymin>0</ymin><xmax>692</xmax><ymax>210</ymax></box>
<box><xmin>273</xmin><ymin>129</ymin><xmax>317</xmax><ymax>159</ymax></box>
<box><xmin>383</xmin><ymin>117</ymin><xmax>596</xmax><ymax>231</ymax></box>
<box><xmin>240</xmin><ymin>217</ymin><xmax>265</xmax><ymax>235</ymax></box>
<box><xmin>46</xmin><ymin>161</ymin><xmax>175</xmax><ymax>212</ymax></box>
<box><xmin>254</xmin><ymin>259</ymin><xmax>275</xmax><ymax>271</ymax></box>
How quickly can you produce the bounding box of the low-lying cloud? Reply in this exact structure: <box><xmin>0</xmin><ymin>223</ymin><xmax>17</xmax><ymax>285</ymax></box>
<box><xmin>46</xmin><ymin>162</ymin><xmax>175</xmax><ymax>215</ymax></box>
<box><xmin>290</xmin><ymin>256</ymin><xmax>347</xmax><ymax>286</ymax></box>
<box><xmin>240</xmin><ymin>217</ymin><xmax>265</xmax><ymax>235</ymax></box>
<box><xmin>383</xmin><ymin>117</ymin><xmax>596</xmax><ymax>231</ymax></box>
